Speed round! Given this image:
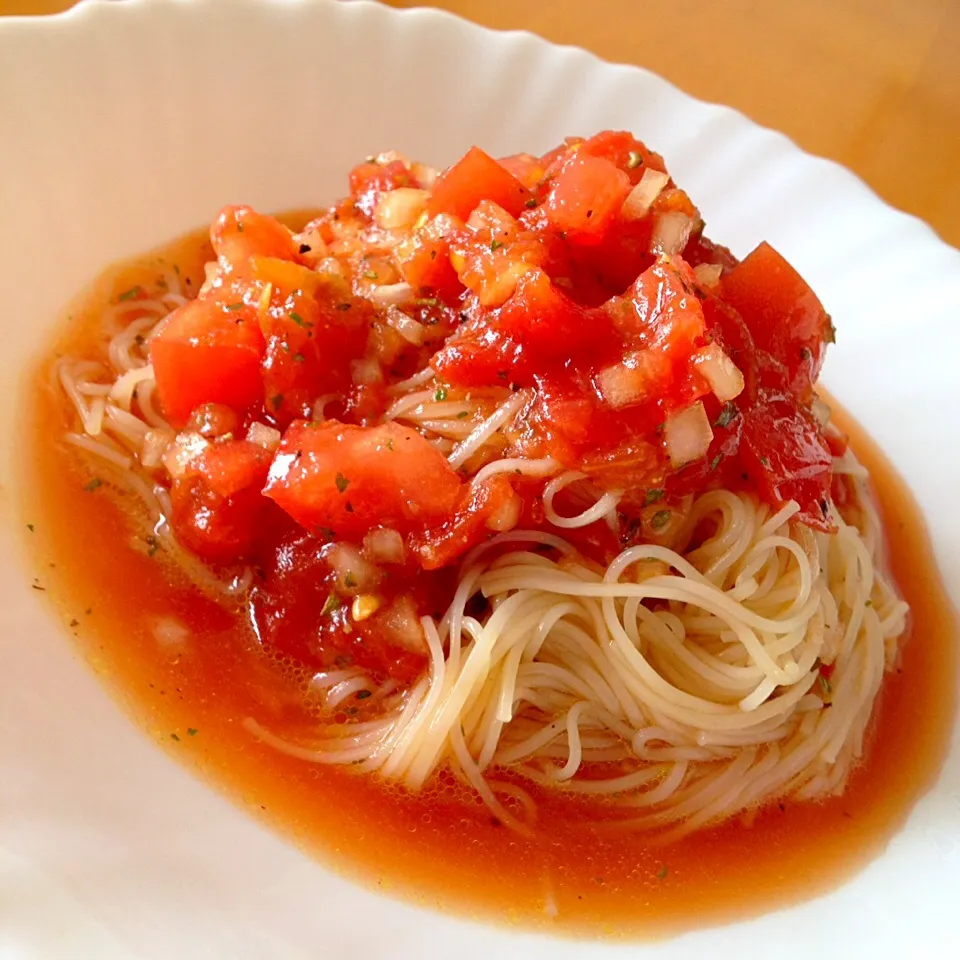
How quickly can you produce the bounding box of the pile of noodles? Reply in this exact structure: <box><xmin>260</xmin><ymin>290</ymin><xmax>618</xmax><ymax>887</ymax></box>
<box><xmin>57</xmin><ymin>267</ymin><xmax>908</xmax><ymax>838</ymax></box>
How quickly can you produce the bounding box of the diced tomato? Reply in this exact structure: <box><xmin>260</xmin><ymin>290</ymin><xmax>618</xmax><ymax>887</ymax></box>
<box><xmin>264</xmin><ymin>420</ymin><xmax>463</xmax><ymax>541</ymax></box>
<box><xmin>349</xmin><ymin>159</ymin><xmax>414</xmax><ymax>218</ymax></box>
<box><xmin>720</xmin><ymin>242</ymin><xmax>832</xmax><ymax>400</ymax></box>
<box><xmin>210</xmin><ymin>206</ymin><xmax>300</xmax><ymax>265</ymax></box>
<box><xmin>250</xmin><ymin>257</ymin><xmax>368</xmax><ymax>425</ymax></box>
<box><xmin>683</xmin><ymin>234</ymin><xmax>740</xmax><ymax>271</ymax></box>
<box><xmin>428</xmin><ymin>146</ymin><xmax>531</xmax><ymax>220</ymax></box>
<box><xmin>150</xmin><ymin>298</ymin><xmax>264</xmax><ymax>427</ymax></box>
<box><xmin>412</xmin><ymin>475</ymin><xmax>516</xmax><ymax>569</ymax></box>
<box><xmin>170</xmin><ymin>440</ymin><xmax>272</xmax><ymax>563</ymax></box>
<box><xmin>496</xmin><ymin>268</ymin><xmax>615</xmax><ymax>358</ymax></box>
<box><xmin>542</xmin><ymin>153</ymin><xmax>632</xmax><ymax>242</ymax></box>
<box><xmin>497</xmin><ymin>152</ymin><xmax>547</xmax><ymax>189</ymax></box>
<box><xmin>249</xmin><ymin>530</ymin><xmax>432</xmax><ymax>683</ymax></box>
<box><xmin>738</xmin><ymin>394</ymin><xmax>834</xmax><ymax>530</ymax></box>
<box><xmin>395</xmin><ymin>213</ymin><xmax>465</xmax><ymax>298</ymax></box>
<box><xmin>578</xmin><ymin>130</ymin><xmax>668</xmax><ymax>182</ymax></box>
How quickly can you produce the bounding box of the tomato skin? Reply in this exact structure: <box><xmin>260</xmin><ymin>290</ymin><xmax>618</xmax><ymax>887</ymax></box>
<box><xmin>264</xmin><ymin>420</ymin><xmax>463</xmax><ymax>540</ymax></box>
<box><xmin>542</xmin><ymin>153</ymin><xmax>632</xmax><ymax>242</ymax></box>
<box><xmin>210</xmin><ymin>206</ymin><xmax>300</xmax><ymax>264</ymax></box>
<box><xmin>720</xmin><ymin>242</ymin><xmax>831</xmax><ymax>400</ymax></box>
<box><xmin>170</xmin><ymin>440</ymin><xmax>272</xmax><ymax>563</ymax></box>
<box><xmin>150</xmin><ymin>298</ymin><xmax>265</xmax><ymax>428</ymax></box>
<box><xmin>428</xmin><ymin>146</ymin><xmax>531</xmax><ymax>220</ymax></box>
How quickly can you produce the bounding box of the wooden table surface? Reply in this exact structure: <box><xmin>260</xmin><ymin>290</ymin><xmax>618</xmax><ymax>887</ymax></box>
<box><xmin>5</xmin><ymin>0</ymin><xmax>959</xmax><ymax>248</ymax></box>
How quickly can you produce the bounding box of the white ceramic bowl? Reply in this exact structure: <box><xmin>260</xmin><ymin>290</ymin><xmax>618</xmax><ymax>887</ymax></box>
<box><xmin>1</xmin><ymin>1</ymin><xmax>958</xmax><ymax>957</ymax></box>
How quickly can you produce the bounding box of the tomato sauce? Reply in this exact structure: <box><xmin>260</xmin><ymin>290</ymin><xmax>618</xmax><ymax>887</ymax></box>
<box><xmin>19</xmin><ymin>226</ymin><xmax>958</xmax><ymax>941</ymax></box>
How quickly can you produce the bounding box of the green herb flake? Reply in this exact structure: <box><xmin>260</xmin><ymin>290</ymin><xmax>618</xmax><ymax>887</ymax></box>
<box><xmin>386</xmin><ymin>439</ymin><xmax>394</xmax><ymax>451</ymax></box>
<box><xmin>434</xmin><ymin>386</ymin><xmax>448</xmax><ymax>402</ymax></box>
<box><xmin>335</xmin><ymin>472</ymin><xmax>350</xmax><ymax>493</ymax></box>
<box><xmin>187</xmin><ymin>727</ymin><xmax>198</xmax><ymax>736</ymax></box>
<box><xmin>643</xmin><ymin>489</ymin><xmax>664</xmax><ymax>507</ymax></box>
<box><xmin>356</xmin><ymin>689</ymin><xmax>372</xmax><ymax>700</ymax></box>
<box><xmin>524</xmin><ymin>197</ymin><xmax>538</xmax><ymax>209</ymax></box>
<box><xmin>225</xmin><ymin>302</ymin><xmax>244</xmax><ymax>312</ymax></box>
<box><xmin>626</xmin><ymin>150</ymin><xmax>645</xmax><ymax>169</ymax></box>
<box><xmin>650</xmin><ymin>509</ymin><xmax>671</xmax><ymax>531</ymax></box>
<box><xmin>714</xmin><ymin>403</ymin><xmax>738</xmax><ymax>429</ymax></box>
<box><xmin>271</xmin><ymin>393</ymin><xmax>284</xmax><ymax>409</ymax></box>
<box><xmin>818</xmin><ymin>674</ymin><xmax>832</xmax><ymax>697</ymax></box>
<box><xmin>170</xmin><ymin>733</ymin><xmax>181</xmax><ymax>742</ymax></box>
<box><xmin>456</xmin><ymin>410</ymin><xmax>470</xmax><ymax>419</ymax></box>
<box><xmin>117</xmin><ymin>286</ymin><xmax>142</xmax><ymax>302</ymax></box>
<box><xmin>292</xmin><ymin>352</ymin><xmax>306</xmax><ymax>363</ymax></box>
<box><xmin>83</xmin><ymin>477</ymin><xmax>103</xmax><ymax>493</ymax></box>
<box><xmin>145</xmin><ymin>535</ymin><xmax>160</xmax><ymax>558</ymax></box>
<box><xmin>363</xmin><ymin>269</ymin><xmax>378</xmax><ymax>281</ymax></box>
<box><xmin>800</xmin><ymin>346</ymin><xmax>812</xmax><ymax>361</ymax></box>
<box><xmin>710</xmin><ymin>453</ymin><xmax>723</xmax><ymax>471</ymax></box>
<box><xmin>656</xmin><ymin>863</ymin><xmax>668</xmax><ymax>880</ymax></box>
<box><xmin>290</xmin><ymin>311</ymin><xmax>312</xmax><ymax>328</ymax></box>
<box><xmin>321</xmin><ymin>592</ymin><xmax>342</xmax><ymax>616</ymax></box>
<box><xmin>344</xmin><ymin>571</ymin><xmax>358</xmax><ymax>589</ymax></box>
<box><xmin>759</xmin><ymin>456</ymin><xmax>770</xmax><ymax>467</ymax></box>
<box><xmin>415</xmin><ymin>297</ymin><xmax>440</xmax><ymax>307</ymax></box>
<box><xmin>336</xmin><ymin>302</ymin><xmax>353</xmax><ymax>311</ymax></box>
<box><xmin>490</xmin><ymin>239</ymin><xmax>504</xmax><ymax>252</ymax></box>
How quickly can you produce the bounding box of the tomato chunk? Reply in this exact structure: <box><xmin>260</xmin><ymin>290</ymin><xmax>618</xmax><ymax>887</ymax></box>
<box><xmin>720</xmin><ymin>242</ymin><xmax>831</xmax><ymax>399</ymax></box>
<box><xmin>170</xmin><ymin>440</ymin><xmax>272</xmax><ymax>563</ymax></box>
<box><xmin>428</xmin><ymin>146</ymin><xmax>531</xmax><ymax>220</ymax></box>
<box><xmin>264</xmin><ymin>420</ymin><xmax>463</xmax><ymax>540</ymax></box>
<box><xmin>150</xmin><ymin>298</ymin><xmax>264</xmax><ymax>427</ymax></box>
<box><xmin>349</xmin><ymin>159</ymin><xmax>414</xmax><ymax>218</ymax></box>
<box><xmin>210</xmin><ymin>205</ymin><xmax>300</xmax><ymax>264</ymax></box>
<box><xmin>542</xmin><ymin>153</ymin><xmax>632</xmax><ymax>242</ymax></box>
<box><xmin>738</xmin><ymin>395</ymin><xmax>833</xmax><ymax>530</ymax></box>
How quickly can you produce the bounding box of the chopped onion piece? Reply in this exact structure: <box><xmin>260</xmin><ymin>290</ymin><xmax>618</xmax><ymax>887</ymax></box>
<box><xmin>362</xmin><ymin>528</ymin><xmax>406</xmax><ymax>565</ymax></box>
<box><xmin>664</xmin><ymin>402</ymin><xmax>713</xmax><ymax>468</ymax></box>
<box><xmin>350</xmin><ymin>357</ymin><xmax>383</xmax><ymax>386</ymax></box>
<box><xmin>369</xmin><ymin>281</ymin><xmax>415</xmax><ymax>307</ymax></box>
<box><xmin>246</xmin><ymin>421</ymin><xmax>282</xmax><ymax>451</ymax></box>
<box><xmin>162</xmin><ymin>431</ymin><xmax>209</xmax><ymax>479</ymax></box>
<box><xmin>374</xmin><ymin>188</ymin><xmax>431</xmax><ymax>230</ymax></box>
<box><xmin>327</xmin><ymin>543</ymin><xmax>380</xmax><ymax>594</ymax></box>
<box><xmin>385</xmin><ymin>305</ymin><xmax>426</xmax><ymax>345</ymax></box>
<box><xmin>141</xmin><ymin>427</ymin><xmax>175</xmax><ymax>468</ymax></box>
<box><xmin>621</xmin><ymin>168</ymin><xmax>670</xmax><ymax>220</ymax></box>
<box><xmin>379</xmin><ymin>595</ymin><xmax>426</xmax><ymax>652</ymax></box>
<box><xmin>292</xmin><ymin>225</ymin><xmax>328</xmax><ymax>260</ymax></box>
<box><xmin>693</xmin><ymin>263</ymin><xmax>723</xmax><ymax>288</ymax></box>
<box><xmin>597</xmin><ymin>362</ymin><xmax>646</xmax><ymax>409</ymax></box>
<box><xmin>410</xmin><ymin>161</ymin><xmax>439</xmax><ymax>189</ymax></box>
<box><xmin>651</xmin><ymin>212</ymin><xmax>693</xmax><ymax>255</ymax></box>
<box><xmin>812</xmin><ymin>396</ymin><xmax>832</xmax><ymax>427</ymax></box>
<box><xmin>694</xmin><ymin>344</ymin><xmax>745</xmax><ymax>402</ymax></box>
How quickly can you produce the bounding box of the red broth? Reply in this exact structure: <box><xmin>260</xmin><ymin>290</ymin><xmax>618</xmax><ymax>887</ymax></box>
<box><xmin>19</xmin><ymin>223</ymin><xmax>958</xmax><ymax>940</ymax></box>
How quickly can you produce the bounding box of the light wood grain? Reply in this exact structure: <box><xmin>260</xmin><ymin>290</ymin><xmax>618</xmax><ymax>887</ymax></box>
<box><xmin>6</xmin><ymin>0</ymin><xmax>959</xmax><ymax>246</ymax></box>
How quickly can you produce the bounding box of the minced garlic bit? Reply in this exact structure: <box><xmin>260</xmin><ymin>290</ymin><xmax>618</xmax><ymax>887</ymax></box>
<box><xmin>351</xmin><ymin>594</ymin><xmax>382</xmax><ymax>622</ymax></box>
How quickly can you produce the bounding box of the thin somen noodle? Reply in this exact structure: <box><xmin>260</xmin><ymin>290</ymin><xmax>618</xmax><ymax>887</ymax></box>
<box><xmin>49</xmin><ymin>130</ymin><xmax>909</xmax><ymax>840</ymax></box>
